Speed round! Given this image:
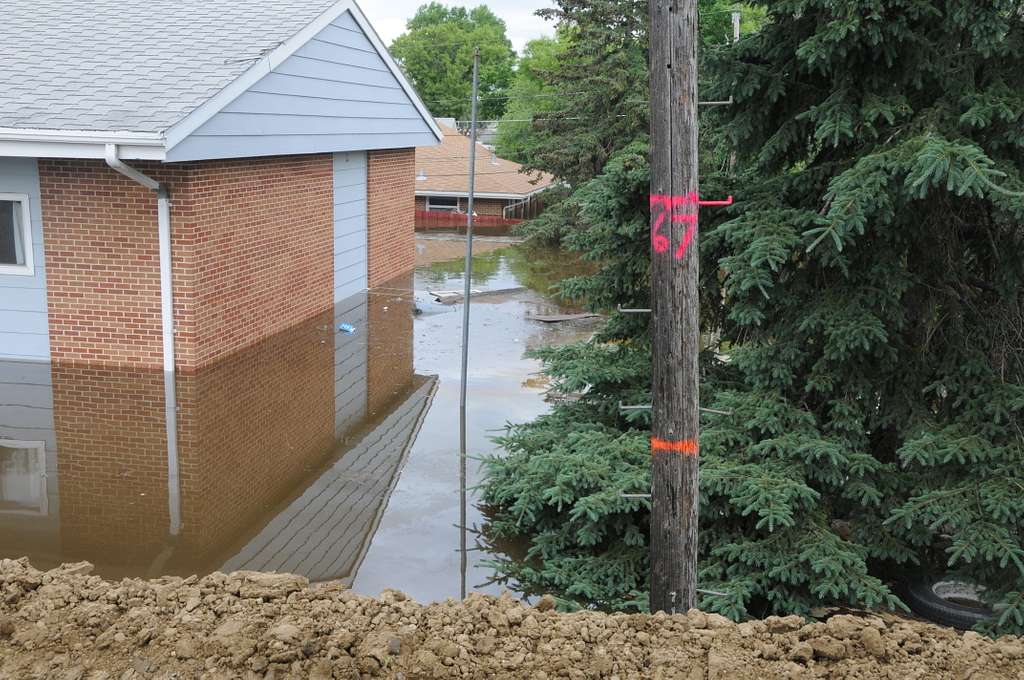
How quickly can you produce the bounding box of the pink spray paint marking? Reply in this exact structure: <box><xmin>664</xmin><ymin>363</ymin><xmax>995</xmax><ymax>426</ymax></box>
<box><xmin>650</xmin><ymin>193</ymin><xmax>733</xmax><ymax>260</ymax></box>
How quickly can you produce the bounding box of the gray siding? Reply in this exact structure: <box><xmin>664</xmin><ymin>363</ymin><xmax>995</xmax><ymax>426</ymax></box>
<box><xmin>222</xmin><ymin>378</ymin><xmax>434</xmax><ymax>582</ymax></box>
<box><xmin>0</xmin><ymin>158</ymin><xmax>49</xmax><ymax>362</ymax></box>
<box><xmin>166</xmin><ymin>11</ymin><xmax>437</xmax><ymax>162</ymax></box>
<box><xmin>333</xmin><ymin>151</ymin><xmax>368</xmax><ymax>303</ymax></box>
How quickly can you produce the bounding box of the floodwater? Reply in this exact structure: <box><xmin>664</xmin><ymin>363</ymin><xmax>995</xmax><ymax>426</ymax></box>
<box><xmin>0</xmin><ymin>242</ymin><xmax>598</xmax><ymax>601</ymax></box>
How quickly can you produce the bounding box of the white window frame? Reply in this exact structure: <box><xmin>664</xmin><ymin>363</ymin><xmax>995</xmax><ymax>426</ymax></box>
<box><xmin>0</xmin><ymin>193</ymin><xmax>34</xmax><ymax>277</ymax></box>
<box><xmin>0</xmin><ymin>439</ymin><xmax>48</xmax><ymax>516</ymax></box>
<box><xmin>426</xmin><ymin>196</ymin><xmax>461</xmax><ymax>212</ymax></box>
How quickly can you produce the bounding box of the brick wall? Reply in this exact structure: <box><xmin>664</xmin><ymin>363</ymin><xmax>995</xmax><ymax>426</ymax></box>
<box><xmin>38</xmin><ymin>155</ymin><xmax>333</xmax><ymax>371</ymax></box>
<box><xmin>181</xmin><ymin>156</ymin><xmax>333</xmax><ymax>368</ymax></box>
<box><xmin>367</xmin><ymin>149</ymin><xmax>415</xmax><ymax>287</ymax></box>
<box><xmin>38</xmin><ymin>160</ymin><xmax>186</xmax><ymax>367</ymax></box>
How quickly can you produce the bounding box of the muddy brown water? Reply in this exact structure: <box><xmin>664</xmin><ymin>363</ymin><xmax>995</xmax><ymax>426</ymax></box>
<box><xmin>0</xmin><ymin>243</ymin><xmax>597</xmax><ymax>602</ymax></box>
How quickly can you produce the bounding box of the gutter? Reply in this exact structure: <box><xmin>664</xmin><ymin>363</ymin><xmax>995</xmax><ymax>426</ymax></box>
<box><xmin>0</xmin><ymin>128</ymin><xmax>166</xmax><ymax>160</ymax></box>
<box><xmin>103</xmin><ymin>144</ymin><xmax>182</xmax><ymax>537</ymax></box>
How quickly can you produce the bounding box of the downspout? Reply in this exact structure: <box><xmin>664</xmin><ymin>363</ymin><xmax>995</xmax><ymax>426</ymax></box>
<box><xmin>104</xmin><ymin>144</ymin><xmax>182</xmax><ymax>536</ymax></box>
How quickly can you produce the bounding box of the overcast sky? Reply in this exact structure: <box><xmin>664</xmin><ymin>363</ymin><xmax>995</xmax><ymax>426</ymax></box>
<box><xmin>362</xmin><ymin>0</ymin><xmax>557</xmax><ymax>54</ymax></box>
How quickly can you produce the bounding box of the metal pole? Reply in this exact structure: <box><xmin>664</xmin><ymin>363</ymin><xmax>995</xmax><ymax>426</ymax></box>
<box><xmin>732</xmin><ymin>11</ymin><xmax>741</xmax><ymax>43</ymax></box>
<box><xmin>458</xmin><ymin>47</ymin><xmax>481</xmax><ymax>600</ymax></box>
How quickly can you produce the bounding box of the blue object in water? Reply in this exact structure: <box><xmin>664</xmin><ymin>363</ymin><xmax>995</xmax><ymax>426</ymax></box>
<box><xmin>338</xmin><ymin>323</ymin><xmax>357</xmax><ymax>335</ymax></box>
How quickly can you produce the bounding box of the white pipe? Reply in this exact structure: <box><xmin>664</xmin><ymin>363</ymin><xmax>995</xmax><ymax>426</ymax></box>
<box><xmin>104</xmin><ymin>144</ymin><xmax>182</xmax><ymax>536</ymax></box>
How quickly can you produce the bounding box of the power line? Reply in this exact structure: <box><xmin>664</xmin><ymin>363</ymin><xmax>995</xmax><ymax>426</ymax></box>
<box><xmin>421</xmin><ymin>91</ymin><xmax>587</xmax><ymax>105</ymax></box>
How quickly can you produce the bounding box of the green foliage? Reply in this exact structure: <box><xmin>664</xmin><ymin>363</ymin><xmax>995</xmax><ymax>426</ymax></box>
<box><xmin>390</xmin><ymin>3</ymin><xmax>516</xmax><ymax>120</ymax></box>
<box><xmin>481</xmin><ymin>0</ymin><xmax>1024</xmax><ymax>635</ymax></box>
<box><xmin>493</xmin><ymin>35</ymin><xmax>567</xmax><ymax>163</ymax></box>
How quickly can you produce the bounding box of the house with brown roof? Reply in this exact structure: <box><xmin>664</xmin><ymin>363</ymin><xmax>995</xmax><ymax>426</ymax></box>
<box><xmin>414</xmin><ymin>120</ymin><xmax>554</xmax><ymax>231</ymax></box>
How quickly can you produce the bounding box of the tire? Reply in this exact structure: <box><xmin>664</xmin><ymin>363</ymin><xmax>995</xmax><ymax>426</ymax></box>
<box><xmin>898</xmin><ymin>576</ymin><xmax>994</xmax><ymax>630</ymax></box>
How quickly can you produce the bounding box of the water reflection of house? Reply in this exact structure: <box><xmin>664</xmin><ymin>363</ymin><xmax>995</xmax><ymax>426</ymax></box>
<box><xmin>0</xmin><ymin>282</ymin><xmax>435</xmax><ymax>582</ymax></box>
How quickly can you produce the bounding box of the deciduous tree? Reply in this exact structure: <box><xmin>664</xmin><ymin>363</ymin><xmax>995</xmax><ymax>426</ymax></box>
<box><xmin>390</xmin><ymin>3</ymin><xmax>516</xmax><ymax>121</ymax></box>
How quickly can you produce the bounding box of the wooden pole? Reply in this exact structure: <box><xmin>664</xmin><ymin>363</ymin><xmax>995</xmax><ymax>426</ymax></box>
<box><xmin>648</xmin><ymin>0</ymin><xmax>700</xmax><ymax>614</ymax></box>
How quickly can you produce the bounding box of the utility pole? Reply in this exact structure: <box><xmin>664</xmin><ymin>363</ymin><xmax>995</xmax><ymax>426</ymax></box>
<box><xmin>458</xmin><ymin>46</ymin><xmax>481</xmax><ymax>601</ymax></box>
<box><xmin>648</xmin><ymin>0</ymin><xmax>700</xmax><ymax>614</ymax></box>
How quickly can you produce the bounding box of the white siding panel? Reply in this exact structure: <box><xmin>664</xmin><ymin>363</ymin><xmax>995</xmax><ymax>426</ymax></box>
<box><xmin>313</xmin><ymin>24</ymin><xmax>376</xmax><ymax>51</ymax></box>
<box><xmin>224</xmin><ymin>92</ymin><xmax>417</xmax><ymax>119</ymax></box>
<box><xmin>0</xmin><ymin>157</ymin><xmax>48</xmax><ymax>362</ymax></box>
<box><xmin>335</xmin><ymin>231</ymin><xmax>364</xmax><ymax>254</ymax></box>
<box><xmin>296</xmin><ymin>40</ymin><xmax>391</xmax><ymax>71</ymax></box>
<box><xmin>250</xmin><ymin>73</ymin><xmax>411</xmax><ymax>103</ymax></box>
<box><xmin>0</xmin><ymin>286</ymin><xmax>47</xmax><ymax>312</ymax></box>
<box><xmin>193</xmin><ymin>113</ymin><xmax>425</xmax><ymax>137</ymax></box>
<box><xmin>331</xmin><ymin>11</ymin><xmax>363</xmax><ymax>32</ymax></box>
<box><xmin>166</xmin><ymin>10</ymin><xmax>437</xmax><ymax>162</ymax></box>
<box><xmin>333</xmin><ymin>151</ymin><xmax>367</xmax><ymax>304</ymax></box>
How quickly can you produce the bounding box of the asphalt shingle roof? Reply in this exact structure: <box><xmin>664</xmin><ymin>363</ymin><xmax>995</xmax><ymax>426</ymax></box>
<box><xmin>415</xmin><ymin>121</ymin><xmax>554</xmax><ymax>197</ymax></box>
<box><xmin>2</xmin><ymin>0</ymin><xmax>339</xmax><ymax>134</ymax></box>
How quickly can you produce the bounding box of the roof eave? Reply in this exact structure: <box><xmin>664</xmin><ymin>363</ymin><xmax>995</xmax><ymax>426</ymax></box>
<box><xmin>0</xmin><ymin>128</ymin><xmax>166</xmax><ymax>160</ymax></box>
<box><xmin>416</xmin><ymin>189</ymin><xmax>533</xmax><ymax>200</ymax></box>
<box><xmin>415</xmin><ymin>183</ymin><xmax>555</xmax><ymax>201</ymax></box>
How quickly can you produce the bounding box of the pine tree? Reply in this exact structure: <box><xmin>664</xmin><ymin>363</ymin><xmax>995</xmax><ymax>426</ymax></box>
<box><xmin>481</xmin><ymin>0</ymin><xmax>1024</xmax><ymax>634</ymax></box>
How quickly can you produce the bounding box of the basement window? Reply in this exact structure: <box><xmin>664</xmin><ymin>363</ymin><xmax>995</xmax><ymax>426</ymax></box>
<box><xmin>0</xmin><ymin>194</ymin><xmax>33</xmax><ymax>276</ymax></box>
<box><xmin>426</xmin><ymin>196</ymin><xmax>460</xmax><ymax>212</ymax></box>
<box><xmin>0</xmin><ymin>440</ymin><xmax>47</xmax><ymax>515</ymax></box>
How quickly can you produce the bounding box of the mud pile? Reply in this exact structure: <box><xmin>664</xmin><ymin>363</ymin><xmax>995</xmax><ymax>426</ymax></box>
<box><xmin>1</xmin><ymin>559</ymin><xmax>1022</xmax><ymax>679</ymax></box>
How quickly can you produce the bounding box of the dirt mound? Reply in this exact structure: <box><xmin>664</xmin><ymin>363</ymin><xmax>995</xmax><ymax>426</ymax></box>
<box><xmin>1</xmin><ymin>559</ymin><xmax>1022</xmax><ymax>679</ymax></box>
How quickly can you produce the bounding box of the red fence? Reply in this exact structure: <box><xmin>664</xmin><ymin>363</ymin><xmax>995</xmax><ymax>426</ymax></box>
<box><xmin>415</xmin><ymin>209</ymin><xmax>523</xmax><ymax>231</ymax></box>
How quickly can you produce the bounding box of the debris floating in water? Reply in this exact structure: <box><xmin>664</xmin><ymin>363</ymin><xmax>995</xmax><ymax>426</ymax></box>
<box><xmin>527</xmin><ymin>313</ymin><xmax>602</xmax><ymax>323</ymax></box>
<box><xmin>429</xmin><ymin>287</ymin><xmax>527</xmax><ymax>304</ymax></box>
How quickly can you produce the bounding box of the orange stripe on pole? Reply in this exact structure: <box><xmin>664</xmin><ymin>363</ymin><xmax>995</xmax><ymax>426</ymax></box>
<box><xmin>650</xmin><ymin>437</ymin><xmax>699</xmax><ymax>456</ymax></box>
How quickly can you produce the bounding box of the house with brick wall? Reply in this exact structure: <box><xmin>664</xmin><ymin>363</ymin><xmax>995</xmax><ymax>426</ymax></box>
<box><xmin>414</xmin><ymin>119</ymin><xmax>554</xmax><ymax>231</ymax></box>
<box><xmin>0</xmin><ymin>0</ymin><xmax>440</xmax><ymax>538</ymax></box>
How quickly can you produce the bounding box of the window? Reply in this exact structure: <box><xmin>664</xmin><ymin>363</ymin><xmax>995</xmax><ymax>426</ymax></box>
<box><xmin>0</xmin><ymin>440</ymin><xmax>47</xmax><ymax>515</ymax></box>
<box><xmin>0</xmin><ymin>194</ymin><xmax>33</xmax><ymax>276</ymax></box>
<box><xmin>426</xmin><ymin>196</ymin><xmax>460</xmax><ymax>212</ymax></box>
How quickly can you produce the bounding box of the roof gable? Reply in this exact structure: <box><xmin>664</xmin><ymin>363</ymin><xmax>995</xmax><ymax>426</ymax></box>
<box><xmin>165</xmin><ymin>8</ymin><xmax>440</xmax><ymax>161</ymax></box>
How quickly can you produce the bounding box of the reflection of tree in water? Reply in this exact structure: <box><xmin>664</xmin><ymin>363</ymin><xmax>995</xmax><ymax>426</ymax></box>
<box><xmin>420</xmin><ymin>249</ymin><xmax>504</xmax><ymax>287</ymax></box>
<box><xmin>417</xmin><ymin>245</ymin><xmax>594</xmax><ymax>304</ymax></box>
<box><xmin>504</xmin><ymin>246</ymin><xmax>595</xmax><ymax>307</ymax></box>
